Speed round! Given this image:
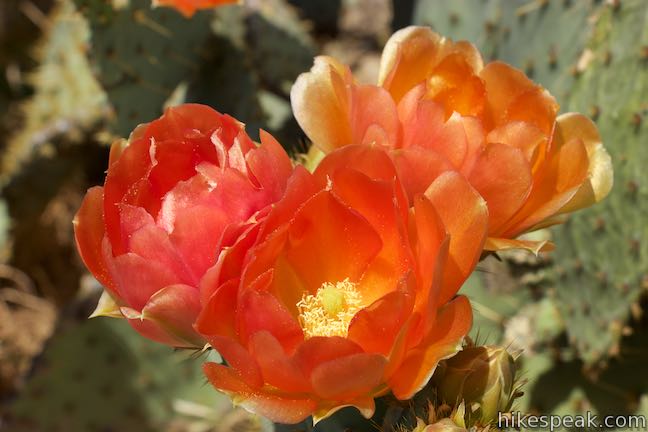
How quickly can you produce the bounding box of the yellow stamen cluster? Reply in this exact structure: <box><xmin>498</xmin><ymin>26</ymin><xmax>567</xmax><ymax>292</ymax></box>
<box><xmin>297</xmin><ymin>278</ymin><xmax>363</xmax><ymax>338</ymax></box>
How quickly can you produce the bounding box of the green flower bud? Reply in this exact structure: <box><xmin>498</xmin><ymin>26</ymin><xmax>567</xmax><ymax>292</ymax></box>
<box><xmin>433</xmin><ymin>346</ymin><xmax>517</xmax><ymax>426</ymax></box>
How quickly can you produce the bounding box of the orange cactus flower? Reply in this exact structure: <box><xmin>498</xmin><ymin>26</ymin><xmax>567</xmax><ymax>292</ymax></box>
<box><xmin>291</xmin><ymin>26</ymin><xmax>613</xmax><ymax>253</ymax></box>
<box><xmin>153</xmin><ymin>0</ymin><xmax>239</xmax><ymax>18</ymax></box>
<box><xmin>74</xmin><ymin>104</ymin><xmax>293</xmax><ymax>348</ymax></box>
<box><xmin>196</xmin><ymin>145</ymin><xmax>487</xmax><ymax>423</ymax></box>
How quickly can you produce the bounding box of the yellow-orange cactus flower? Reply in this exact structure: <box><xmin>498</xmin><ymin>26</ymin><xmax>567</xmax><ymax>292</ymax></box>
<box><xmin>196</xmin><ymin>145</ymin><xmax>487</xmax><ymax>423</ymax></box>
<box><xmin>153</xmin><ymin>0</ymin><xmax>239</xmax><ymax>18</ymax></box>
<box><xmin>291</xmin><ymin>26</ymin><xmax>613</xmax><ymax>253</ymax></box>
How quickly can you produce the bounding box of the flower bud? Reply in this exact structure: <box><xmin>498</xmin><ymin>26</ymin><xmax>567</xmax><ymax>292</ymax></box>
<box><xmin>433</xmin><ymin>346</ymin><xmax>517</xmax><ymax>426</ymax></box>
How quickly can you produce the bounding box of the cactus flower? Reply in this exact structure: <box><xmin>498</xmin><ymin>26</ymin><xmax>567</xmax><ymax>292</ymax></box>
<box><xmin>432</xmin><ymin>346</ymin><xmax>517</xmax><ymax>426</ymax></box>
<box><xmin>74</xmin><ymin>104</ymin><xmax>293</xmax><ymax>348</ymax></box>
<box><xmin>196</xmin><ymin>145</ymin><xmax>486</xmax><ymax>423</ymax></box>
<box><xmin>153</xmin><ymin>0</ymin><xmax>239</xmax><ymax>18</ymax></box>
<box><xmin>291</xmin><ymin>26</ymin><xmax>613</xmax><ymax>254</ymax></box>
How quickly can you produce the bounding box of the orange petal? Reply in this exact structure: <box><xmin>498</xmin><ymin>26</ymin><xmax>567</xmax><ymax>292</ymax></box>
<box><xmin>293</xmin><ymin>336</ymin><xmax>364</xmax><ymax>377</ymax></box>
<box><xmin>247</xmin><ymin>130</ymin><xmax>294</xmax><ymax>199</ymax></box>
<box><xmin>486</xmin><ymin>121</ymin><xmax>547</xmax><ymax>168</ymax></box>
<box><xmin>292</xmin><ymin>55</ymin><xmax>401</xmax><ymax>153</ymax></box>
<box><xmin>480</xmin><ymin>62</ymin><xmax>557</xmax><ymax>132</ymax></box>
<box><xmin>74</xmin><ymin>186</ymin><xmax>114</xmax><ymax>291</ymax></box>
<box><xmin>203</xmin><ymin>362</ymin><xmax>317</xmax><ymax>424</ymax></box>
<box><xmin>239</xmin><ymin>273</ymin><xmax>304</xmax><ymax>353</ymax></box>
<box><xmin>425</xmin><ymin>53</ymin><xmax>486</xmax><ymax>117</ymax></box>
<box><xmin>291</xmin><ymin>56</ymin><xmax>354</xmax><ymax>152</ymax></box>
<box><xmin>468</xmin><ymin>143</ymin><xmax>532</xmax><ymax>235</ymax></box>
<box><xmin>379</xmin><ymin>26</ymin><xmax>483</xmax><ymax>103</ymax></box>
<box><xmin>203</xmin><ymin>362</ymin><xmax>252</xmax><ymax>394</ymax></box>
<box><xmin>311</xmin><ymin>353</ymin><xmax>387</xmax><ymax>400</ymax></box>
<box><xmin>505</xmin><ymin>88</ymin><xmax>559</xmax><ymax>136</ymax></box>
<box><xmin>552</xmin><ymin>113</ymin><xmax>613</xmax><ymax>214</ymax></box>
<box><xmin>388</xmin><ymin>295</ymin><xmax>472</xmax><ymax>399</ymax></box>
<box><xmin>424</xmin><ymin>172</ymin><xmax>488</xmax><ymax>303</ymax></box>
<box><xmin>248</xmin><ymin>331</ymin><xmax>310</xmax><ymax>393</ymax></box>
<box><xmin>199</xmin><ymin>222</ymin><xmax>260</xmax><ymax>304</ymax></box>
<box><xmin>207</xmin><ymin>335</ymin><xmax>264</xmax><ymax>390</ymax></box>
<box><xmin>314</xmin><ymin>145</ymin><xmax>408</xmax><ymax>214</ymax></box>
<box><xmin>312</xmin><ymin>397</ymin><xmax>377</xmax><ymax>424</ymax></box>
<box><xmin>196</xmin><ymin>278</ymin><xmax>238</xmax><ymax>338</ymax></box>
<box><xmin>324</xmin><ymin>160</ymin><xmax>413</xmax><ymax>304</ymax></box>
<box><xmin>108</xmin><ymin>252</ymin><xmax>181</xmax><ymax>310</ymax></box>
<box><xmin>347</xmin><ymin>283</ymin><xmax>414</xmax><ymax>355</ymax></box>
<box><xmin>392</xmin><ymin>147</ymin><xmax>455</xmax><ymax>201</ymax></box>
<box><xmin>351</xmin><ymin>85</ymin><xmax>400</xmax><ymax>148</ymax></box>
<box><xmin>259</xmin><ymin>166</ymin><xmax>320</xmax><ymax>237</ymax></box>
<box><xmin>141</xmin><ymin>284</ymin><xmax>203</xmax><ymax>347</ymax></box>
<box><xmin>236</xmin><ymin>392</ymin><xmax>317</xmax><ymax>425</ymax></box>
<box><xmin>121</xmin><ymin>204</ymin><xmax>197</xmax><ymax>284</ymax></box>
<box><xmin>504</xmin><ymin>137</ymin><xmax>590</xmax><ymax>236</ymax></box>
<box><xmin>123</xmin><ymin>309</ymin><xmax>191</xmax><ymax>347</ymax></box>
<box><xmin>282</xmin><ymin>191</ymin><xmax>383</xmax><ymax>293</ymax></box>
<box><xmin>397</xmin><ymin>88</ymin><xmax>468</xmax><ymax>168</ymax></box>
<box><xmin>409</xmin><ymin>195</ymin><xmax>449</xmax><ymax>323</ymax></box>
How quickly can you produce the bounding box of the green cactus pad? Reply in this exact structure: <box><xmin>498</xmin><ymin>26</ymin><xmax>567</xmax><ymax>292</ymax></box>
<box><xmin>5</xmin><ymin>318</ymin><xmax>233</xmax><ymax>431</ymax></box>
<box><xmin>549</xmin><ymin>0</ymin><xmax>648</xmax><ymax>368</ymax></box>
<box><xmin>73</xmin><ymin>0</ymin><xmax>214</xmax><ymax>137</ymax></box>
<box><xmin>0</xmin><ymin>0</ymin><xmax>107</xmax><ymax>187</ymax></box>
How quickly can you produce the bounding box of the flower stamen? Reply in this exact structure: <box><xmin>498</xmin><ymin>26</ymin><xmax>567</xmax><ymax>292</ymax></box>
<box><xmin>297</xmin><ymin>278</ymin><xmax>362</xmax><ymax>338</ymax></box>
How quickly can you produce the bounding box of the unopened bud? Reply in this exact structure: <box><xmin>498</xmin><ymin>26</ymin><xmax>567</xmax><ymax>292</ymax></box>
<box><xmin>433</xmin><ymin>346</ymin><xmax>517</xmax><ymax>425</ymax></box>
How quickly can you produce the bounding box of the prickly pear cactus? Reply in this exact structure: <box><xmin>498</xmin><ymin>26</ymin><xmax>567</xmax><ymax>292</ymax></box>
<box><xmin>522</xmin><ymin>311</ymin><xmax>648</xmax><ymax>421</ymax></box>
<box><xmin>246</xmin><ymin>0</ymin><xmax>316</xmax><ymax>95</ymax></box>
<box><xmin>72</xmin><ymin>0</ymin><xmax>214</xmax><ymax>137</ymax></box>
<box><xmin>0</xmin><ymin>0</ymin><xmax>107</xmax><ymax>186</ymax></box>
<box><xmin>189</xmin><ymin>0</ymin><xmax>317</xmax><ymax>148</ymax></box>
<box><xmin>5</xmin><ymin>318</ymin><xmax>271</xmax><ymax>431</ymax></box>
<box><xmin>414</xmin><ymin>0</ymin><xmax>648</xmax><ymax>368</ymax></box>
<box><xmin>549</xmin><ymin>0</ymin><xmax>648</xmax><ymax>369</ymax></box>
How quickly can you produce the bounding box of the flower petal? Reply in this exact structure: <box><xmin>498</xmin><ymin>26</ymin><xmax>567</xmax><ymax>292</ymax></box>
<box><xmin>503</xmin><ymin>136</ymin><xmax>590</xmax><ymax>236</ymax></box>
<box><xmin>347</xmin><ymin>284</ymin><xmax>414</xmax><ymax>355</ymax></box>
<box><xmin>292</xmin><ymin>56</ymin><xmax>399</xmax><ymax>153</ymax></box>
<box><xmin>388</xmin><ymin>295</ymin><xmax>472</xmax><ymax>399</ymax></box>
<box><xmin>552</xmin><ymin>113</ymin><xmax>613</xmax><ymax>214</ymax></box>
<box><xmin>291</xmin><ymin>56</ymin><xmax>355</xmax><ymax>152</ymax></box>
<box><xmin>203</xmin><ymin>362</ymin><xmax>317</xmax><ymax>424</ymax></box>
<box><xmin>74</xmin><ymin>186</ymin><xmax>114</xmax><ymax>290</ymax></box>
<box><xmin>311</xmin><ymin>353</ymin><xmax>387</xmax><ymax>400</ymax></box>
<box><xmin>480</xmin><ymin>61</ymin><xmax>557</xmax><ymax>132</ymax></box>
<box><xmin>248</xmin><ymin>331</ymin><xmax>310</xmax><ymax>393</ymax></box>
<box><xmin>379</xmin><ymin>26</ymin><xmax>482</xmax><ymax>103</ymax></box>
<box><xmin>141</xmin><ymin>284</ymin><xmax>203</xmax><ymax>347</ymax></box>
<box><xmin>293</xmin><ymin>336</ymin><xmax>364</xmax><ymax>378</ymax></box>
<box><xmin>107</xmin><ymin>252</ymin><xmax>181</xmax><ymax>311</ymax></box>
<box><xmin>281</xmin><ymin>191</ymin><xmax>383</xmax><ymax>294</ymax></box>
<box><xmin>397</xmin><ymin>88</ymin><xmax>468</xmax><ymax>168</ymax></box>
<box><xmin>467</xmin><ymin>143</ymin><xmax>532</xmax><ymax>235</ymax></box>
<box><xmin>239</xmin><ymin>273</ymin><xmax>304</xmax><ymax>353</ymax></box>
<box><xmin>196</xmin><ymin>278</ymin><xmax>238</xmax><ymax>338</ymax></box>
<box><xmin>424</xmin><ymin>172</ymin><xmax>488</xmax><ymax>303</ymax></box>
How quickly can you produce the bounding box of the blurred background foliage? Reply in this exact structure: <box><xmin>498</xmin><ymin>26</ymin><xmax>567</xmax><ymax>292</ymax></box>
<box><xmin>0</xmin><ymin>0</ymin><xmax>646</xmax><ymax>431</ymax></box>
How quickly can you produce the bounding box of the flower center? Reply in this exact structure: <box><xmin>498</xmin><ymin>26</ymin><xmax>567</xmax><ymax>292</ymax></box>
<box><xmin>297</xmin><ymin>278</ymin><xmax>362</xmax><ymax>338</ymax></box>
